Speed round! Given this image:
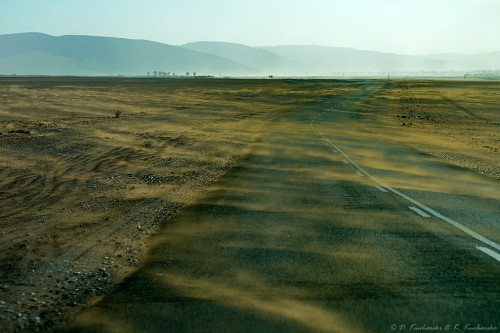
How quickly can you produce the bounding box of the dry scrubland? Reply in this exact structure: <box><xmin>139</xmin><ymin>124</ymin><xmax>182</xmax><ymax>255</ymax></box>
<box><xmin>0</xmin><ymin>77</ymin><xmax>498</xmax><ymax>332</ymax></box>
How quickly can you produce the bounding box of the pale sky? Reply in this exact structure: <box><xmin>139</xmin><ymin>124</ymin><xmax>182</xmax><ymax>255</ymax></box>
<box><xmin>1</xmin><ymin>0</ymin><xmax>499</xmax><ymax>55</ymax></box>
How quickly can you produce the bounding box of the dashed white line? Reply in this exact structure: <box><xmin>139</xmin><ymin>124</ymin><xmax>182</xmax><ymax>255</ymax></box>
<box><xmin>342</xmin><ymin>159</ymin><xmax>349</xmax><ymax>165</ymax></box>
<box><xmin>409</xmin><ymin>206</ymin><xmax>431</xmax><ymax>218</ymax></box>
<box><xmin>355</xmin><ymin>171</ymin><xmax>364</xmax><ymax>177</ymax></box>
<box><xmin>375</xmin><ymin>186</ymin><xmax>388</xmax><ymax>193</ymax></box>
<box><xmin>476</xmin><ymin>247</ymin><xmax>500</xmax><ymax>263</ymax></box>
<box><xmin>316</xmin><ymin>129</ymin><xmax>500</xmax><ymax>252</ymax></box>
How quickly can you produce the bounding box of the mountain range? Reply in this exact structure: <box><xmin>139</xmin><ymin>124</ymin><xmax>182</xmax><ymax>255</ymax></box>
<box><xmin>1</xmin><ymin>33</ymin><xmax>499</xmax><ymax>76</ymax></box>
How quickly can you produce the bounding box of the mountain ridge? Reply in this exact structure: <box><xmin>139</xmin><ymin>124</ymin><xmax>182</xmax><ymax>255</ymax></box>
<box><xmin>0</xmin><ymin>33</ymin><xmax>258</xmax><ymax>76</ymax></box>
<box><xmin>1</xmin><ymin>33</ymin><xmax>499</xmax><ymax>76</ymax></box>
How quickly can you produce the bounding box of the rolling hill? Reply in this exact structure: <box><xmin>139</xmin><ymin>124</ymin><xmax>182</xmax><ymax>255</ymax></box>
<box><xmin>259</xmin><ymin>45</ymin><xmax>500</xmax><ymax>74</ymax></box>
<box><xmin>0</xmin><ymin>33</ymin><xmax>257</xmax><ymax>76</ymax></box>
<box><xmin>182</xmin><ymin>41</ymin><xmax>298</xmax><ymax>75</ymax></box>
<box><xmin>0</xmin><ymin>33</ymin><xmax>499</xmax><ymax>76</ymax></box>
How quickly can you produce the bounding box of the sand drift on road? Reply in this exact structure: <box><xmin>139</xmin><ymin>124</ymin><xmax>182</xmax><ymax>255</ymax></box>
<box><xmin>0</xmin><ymin>78</ymin><xmax>498</xmax><ymax>332</ymax></box>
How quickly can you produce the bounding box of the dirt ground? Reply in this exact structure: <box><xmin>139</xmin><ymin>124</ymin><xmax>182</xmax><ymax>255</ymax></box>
<box><xmin>0</xmin><ymin>77</ymin><xmax>345</xmax><ymax>332</ymax></box>
<box><xmin>0</xmin><ymin>78</ymin><xmax>498</xmax><ymax>332</ymax></box>
<box><xmin>362</xmin><ymin>79</ymin><xmax>499</xmax><ymax>181</ymax></box>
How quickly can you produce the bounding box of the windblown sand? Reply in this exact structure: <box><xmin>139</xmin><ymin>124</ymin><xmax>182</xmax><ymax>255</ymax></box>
<box><xmin>0</xmin><ymin>77</ymin><xmax>498</xmax><ymax>332</ymax></box>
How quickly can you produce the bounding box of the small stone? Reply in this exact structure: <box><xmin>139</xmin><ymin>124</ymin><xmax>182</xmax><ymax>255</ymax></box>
<box><xmin>127</xmin><ymin>258</ymin><xmax>139</xmax><ymax>265</ymax></box>
<box><xmin>29</xmin><ymin>316</ymin><xmax>41</xmax><ymax>324</ymax></box>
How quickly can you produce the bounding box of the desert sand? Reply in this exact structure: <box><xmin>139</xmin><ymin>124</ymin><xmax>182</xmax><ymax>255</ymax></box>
<box><xmin>0</xmin><ymin>77</ymin><xmax>498</xmax><ymax>332</ymax></box>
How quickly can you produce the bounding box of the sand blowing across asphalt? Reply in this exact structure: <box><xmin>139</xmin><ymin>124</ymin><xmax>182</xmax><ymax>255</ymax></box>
<box><xmin>0</xmin><ymin>77</ymin><xmax>498</xmax><ymax>332</ymax></box>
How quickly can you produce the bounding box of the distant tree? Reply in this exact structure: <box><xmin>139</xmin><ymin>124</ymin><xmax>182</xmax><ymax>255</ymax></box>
<box><xmin>167</xmin><ymin>72</ymin><xmax>170</xmax><ymax>76</ymax></box>
<box><xmin>147</xmin><ymin>72</ymin><xmax>150</xmax><ymax>76</ymax></box>
<box><xmin>186</xmin><ymin>72</ymin><xmax>190</xmax><ymax>76</ymax></box>
<box><xmin>153</xmin><ymin>71</ymin><xmax>158</xmax><ymax>76</ymax></box>
<box><xmin>193</xmin><ymin>72</ymin><xmax>197</xmax><ymax>77</ymax></box>
<box><xmin>173</xmin><ymin>73</ymin><xmax>176</xmax><ymax>76</ymax></box>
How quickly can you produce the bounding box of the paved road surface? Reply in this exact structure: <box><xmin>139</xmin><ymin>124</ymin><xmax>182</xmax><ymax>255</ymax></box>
<box><xmin>68</xmin><ymin>81</ymin><xmax>500</xmax><ymax>333</ymax></box>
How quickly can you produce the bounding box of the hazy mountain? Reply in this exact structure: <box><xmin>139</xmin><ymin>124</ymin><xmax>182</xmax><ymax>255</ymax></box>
<box><xmin>260</xmin><ymin>46</ymin><xmax>500</xmax><ymax>74</ymax></box>
<box><xmin>182</xmin><ymin>42</ymin><xmax>297</xmax><ymax>75</ymax></box>
<box><xmin>0</xmin><ymin>33</ymin><xmax>257</xmax><ymax>76</ymax></box>
<box><xmin>0</xmin><ymin>33</ymin><xmax>499</xmax><ymax>76</ymax></box>
<box><xmin>259</xmin><ymin>45</ymin><xmax>414</xmax><ymax>74</ymax></box>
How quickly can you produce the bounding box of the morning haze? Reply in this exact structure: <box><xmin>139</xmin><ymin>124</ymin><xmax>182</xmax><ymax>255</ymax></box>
<box><xmin>1</xmin><ymin>1</ymin><xmax>499</xmax><ymax>333</ymax></box>
<box><xmin>1</xmin><ymin>0</ymin><xmax>499</xmax><ymax>76</ymax></box>
<box><xmin>2</xmin><ymin>32</ymin><xmax>499</xmax><ymax>76</ymax></box>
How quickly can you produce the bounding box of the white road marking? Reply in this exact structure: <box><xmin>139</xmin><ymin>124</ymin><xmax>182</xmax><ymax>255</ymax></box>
<box><xmin>342</xmin><ymin>159</ymin><xmax>349</xmax><ymax>165</ymax></box>
<box><xmin>476</xmin><ymin>247</ymin><xmax>500</xmax><ymax>263</ymax></box>
<box><xmin>355</xmin><ymin>171</ymin><xmax>364</xmax><ymax>177</ymax></box>
<box><xmin>331</xmin><ymin>149</ymin><xmax>338</xmax><ymax>153</ymax></box>
<box><xmin>375</xmin><ymin>186</ymin><xmax>388</xmax><ymax>193</ymax></box>
<box><xmin>316</xmin><ymin>130</ymin><xmax>500</xmax><ymax>252</ymax></box>
<box><xmin>409</xmin><ymin>206</ymin><xmax>431</xmax><ymax>218</ymax></box>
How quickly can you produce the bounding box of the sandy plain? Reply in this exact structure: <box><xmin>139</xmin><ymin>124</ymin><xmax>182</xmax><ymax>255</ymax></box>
<box><xmin>0</xmin><ymin>77</ymin><xmax>498</xmax><ymax>332</ymax></box>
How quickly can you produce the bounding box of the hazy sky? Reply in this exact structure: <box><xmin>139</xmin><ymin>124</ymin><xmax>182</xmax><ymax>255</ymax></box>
<box><xmin>1</xmin><ymin>0</ymin><xmax>499</xmax><ymax>55</ymax></box>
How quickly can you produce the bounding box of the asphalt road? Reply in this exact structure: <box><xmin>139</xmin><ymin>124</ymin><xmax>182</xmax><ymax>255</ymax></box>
<box><xmin>67</xmin><ymin>81</ymin><xmax>500</xmax><ymax>333</ymax></box>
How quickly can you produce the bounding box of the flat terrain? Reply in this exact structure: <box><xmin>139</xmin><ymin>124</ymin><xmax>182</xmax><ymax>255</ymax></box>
<box><xmin>0</xmin><ymin>78</ymin><xmax>499</xmax><ymax>332</ymax></box>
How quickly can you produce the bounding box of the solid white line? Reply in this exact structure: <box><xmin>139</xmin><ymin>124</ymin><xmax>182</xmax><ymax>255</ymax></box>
<box><xmin>477</xmin><ymin>247</ymin><xmax>500</xmax><ymax>263</ymax></box>
<box><xmin>409</xmin><ymin>206</ymin><xmax>431</xmax><ymax>218</ymax></box>
<box><xmin>375</xmin><ymin>186</ymin><xmax>388</xmax><ymax>193</ymax></box>
<box><xmin>315</xmin><ymin>129</ymin><xmax>500</xmax><ymax>252</ymax></box>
